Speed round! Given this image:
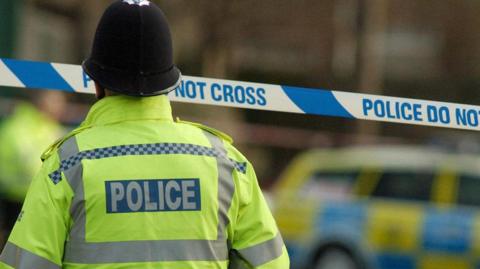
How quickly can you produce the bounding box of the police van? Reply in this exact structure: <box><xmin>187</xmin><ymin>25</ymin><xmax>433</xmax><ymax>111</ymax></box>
<box><xmin>272</xmin><ymin>146</ymin><xmax>480</xmax><ymax>269</ymax></box>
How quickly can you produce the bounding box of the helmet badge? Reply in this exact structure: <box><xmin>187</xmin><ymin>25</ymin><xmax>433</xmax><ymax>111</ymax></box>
<box><xmin>122</xmin><ymin>0</ymin><xmax>150</xmax><ymax>6</ymax></box>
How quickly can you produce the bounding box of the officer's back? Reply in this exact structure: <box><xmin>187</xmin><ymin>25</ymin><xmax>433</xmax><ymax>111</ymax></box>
<box><xmin>0</xmin><ymin>1</ymin><xmax>289</xmax><ymax>268</ymax></box>
<box><xmin>57</xmin><ymin>94</ymin><xmax>265</xmax><ymax>268</ymax></box>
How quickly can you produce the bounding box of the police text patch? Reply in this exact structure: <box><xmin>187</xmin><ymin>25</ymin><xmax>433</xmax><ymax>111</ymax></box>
<box><xmin>105</xmin><ymin>179</ymin><xmax>201</xmax><ymax>213</ymax></box>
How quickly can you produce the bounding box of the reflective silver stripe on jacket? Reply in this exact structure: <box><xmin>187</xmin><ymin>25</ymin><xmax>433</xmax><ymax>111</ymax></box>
<box><xmin>59</xmin><ymin>133</ymin><xmax>238</xmax><ymax>263</ymax></box>
<box><xmin>204</xmin><ymin>132</ymin><xmax>236</xmax><ymax>241</ymax></box>
<box><xmin>64</xmin><ymin>239</ymin><xmax>228</xmax><ymax>264</ymax></box>
<box><xmin>59</xmin><ymin>137</ymin><xmax>86</xmax><ymax>242</ymax></box>
<box><xmin>237</xmin><ymin>233</ymin><xmax>284</xmax><ymax>267</ymax></box>
<box><xmin>0</xmin><ymin>242</ymin><xmax>60</xmax><ymax>269</ymax></box>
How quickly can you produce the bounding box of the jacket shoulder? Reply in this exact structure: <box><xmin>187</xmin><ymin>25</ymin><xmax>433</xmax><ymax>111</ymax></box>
<box><xmin>176</xmin><ymin>119</ymin><xmax>233</xmax><ymax>144</ymax></box>
<box><xmin>41</xmin><ymin>125</ymin><xmax>90</xmax><ymax>162</ymax></box>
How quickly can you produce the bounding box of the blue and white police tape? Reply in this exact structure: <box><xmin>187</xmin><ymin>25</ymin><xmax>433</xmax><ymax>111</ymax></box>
<box><xmin>1</xmin><ymin>58</ymin><xmax>480</xmax><ymax>131</ymax></box>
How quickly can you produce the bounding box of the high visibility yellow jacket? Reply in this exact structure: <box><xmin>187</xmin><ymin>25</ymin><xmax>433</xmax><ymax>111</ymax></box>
<box><xmin>0</xmin><ymin>95</ymin><xmax>289</xmax><ymax>269</ymax></box>
<box><xmin>0</xmin><ymin>102</ymin><xmax>64</xmax><ymax>202</ymax></box>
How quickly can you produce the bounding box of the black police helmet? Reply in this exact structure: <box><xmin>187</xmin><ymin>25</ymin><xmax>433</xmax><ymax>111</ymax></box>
<box><xmin>83</xmin><ymin>0</ymin><xmax>181</xmax><ymax>97</ymax></box>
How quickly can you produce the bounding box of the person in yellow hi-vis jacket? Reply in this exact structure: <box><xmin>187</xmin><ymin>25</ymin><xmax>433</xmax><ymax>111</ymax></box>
<box><xmin>0</xmin><ymin>1</ymin><xmax>289</xmax><ymax>268</ymax></box>
<box><xmin>0</xmin><ymin>91</ymin><xmax>66</xmax><ymax>246</ymax></box>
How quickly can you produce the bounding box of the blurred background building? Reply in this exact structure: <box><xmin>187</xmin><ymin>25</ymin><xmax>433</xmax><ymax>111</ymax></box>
<box><xmin>3</xmin><ymin>0</ymin><xmax>480</xmax><ymax>183</ymax></box>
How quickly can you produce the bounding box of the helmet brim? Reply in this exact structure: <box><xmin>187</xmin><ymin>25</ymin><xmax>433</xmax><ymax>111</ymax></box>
<box><xmin>82</xmin><ymin>59</ymin><xmax>181</xmax><ymax>97</ymax></box>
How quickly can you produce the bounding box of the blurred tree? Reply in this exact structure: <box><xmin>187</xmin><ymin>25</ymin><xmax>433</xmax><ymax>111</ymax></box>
<box><xmin>355</xmin><ymin>0</ymin><xmax>388</xmax><ymax>140</ymax></box>
<box><xmin>0</xmin><ymin>0</ymin><xmax>23</xmax><ymax>98</ymax></box>
<box><xmin>0</xmin><ymin>0</ymin><xmax>22</xmax><ymax>57</ymax></box>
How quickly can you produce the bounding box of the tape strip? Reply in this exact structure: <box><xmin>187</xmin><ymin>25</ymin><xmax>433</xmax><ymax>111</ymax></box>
<box><xmin>1</xmin><ymin>58</ymin><xmax>480</xmax><ymax>131</ymax></box>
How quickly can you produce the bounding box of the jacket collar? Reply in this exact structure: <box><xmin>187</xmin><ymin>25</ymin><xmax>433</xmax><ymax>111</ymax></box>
<box><xmin>82</xmin><ymin>95</ymin><xmax>173</xmax><ymax>127</ymax></box>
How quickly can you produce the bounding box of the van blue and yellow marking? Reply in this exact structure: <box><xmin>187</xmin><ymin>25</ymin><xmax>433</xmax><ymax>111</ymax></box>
<box><xmin>280</xmin><ymin>200</ymin><xmax>480</xmax><ymax>269</ymax></box>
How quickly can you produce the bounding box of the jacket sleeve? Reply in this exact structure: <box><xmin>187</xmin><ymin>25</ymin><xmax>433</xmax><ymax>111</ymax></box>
<box><xmin>0</xmin><ymin>155</ymin><xmax>72</xmax><ymax>269</ymax></box>
<box><xmin>230</xmin><ymin>162</ymin><xmax>290</xmax><ymax>269</ymax></box>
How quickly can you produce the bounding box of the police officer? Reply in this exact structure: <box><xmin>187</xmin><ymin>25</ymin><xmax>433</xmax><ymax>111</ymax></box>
<box><xmin>0</xmin><ymin>91</ymin><xmax>65</xmax><ymax>247</ymax></box>
<box><xmin>0</xmin><ymin>1</ymin><xmax>289</xmax><ymax>268</ymax></box>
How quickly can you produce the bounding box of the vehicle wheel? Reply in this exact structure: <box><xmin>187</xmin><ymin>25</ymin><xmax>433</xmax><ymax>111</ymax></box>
<box><xmin>313</xmin><ymin>248</ymin><xmax>359</xmax><ymax>269</ymax></box>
